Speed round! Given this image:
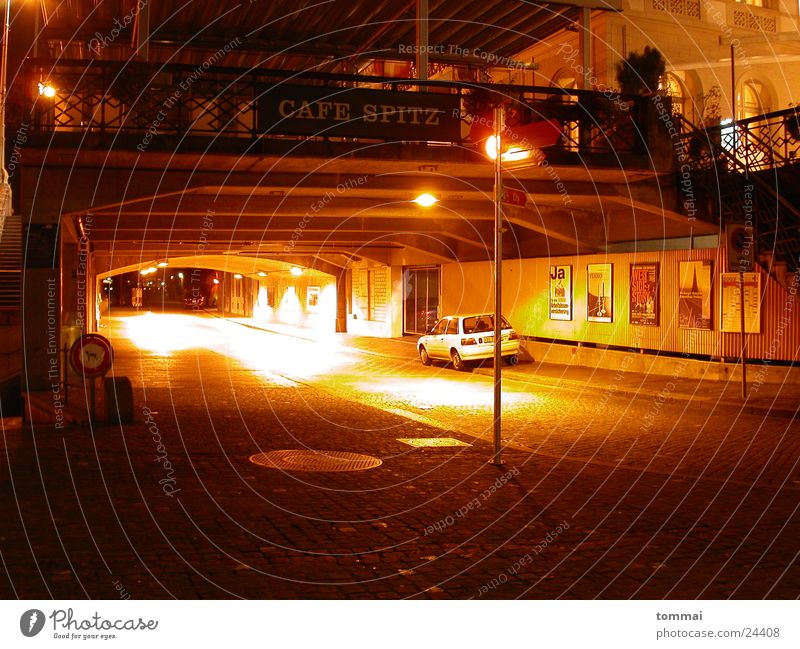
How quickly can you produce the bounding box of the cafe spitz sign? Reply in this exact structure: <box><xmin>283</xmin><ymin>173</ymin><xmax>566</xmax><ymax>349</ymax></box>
<box><xmin>259</xmin><ymin>85</ymin><xmax>461</xmax><ymax>141</ymax></box>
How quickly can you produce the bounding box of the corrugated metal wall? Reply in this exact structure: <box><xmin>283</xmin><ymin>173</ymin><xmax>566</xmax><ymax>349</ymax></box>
<box><xmin>442</xmin><ymin>247</ymin><xmax>800</xmax><ymax>362</ymax></box>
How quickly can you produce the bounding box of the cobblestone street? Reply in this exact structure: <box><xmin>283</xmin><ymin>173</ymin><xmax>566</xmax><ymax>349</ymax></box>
<box><xmin>2</xmin><ymin>310</ymin><xmax>798</xmax><ymax>599</ymax></box>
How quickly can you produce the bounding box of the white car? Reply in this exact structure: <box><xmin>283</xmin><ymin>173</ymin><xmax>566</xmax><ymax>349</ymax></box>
<box><xmin>417</xmin><ymin>313</ymin><xmax>521</xmax><ymax>371</ymax></box>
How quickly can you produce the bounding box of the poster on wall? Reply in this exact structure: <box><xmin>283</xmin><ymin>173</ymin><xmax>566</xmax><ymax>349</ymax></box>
<box><xmin>307</xmin><ymin>286</ymin><xmax>320</xmax><ymax>312</ymax></box>
<box><xmin>720</xmin><ymin>272</ymin><xmax>761</xmax><ymax>333</ymax></box>
<box><xmin>629</xmin><ymin>262</ymin><xmax>659</xmax><ymax>326</ymax></box>
<box><xmin>548</xmin><ymin>265</ymin><xmax>572</xmax><ymax>320</ymax></box>
<box><xmin>678</xmin><ymin>260</ymin><xmax>713</xmax><ymax>330</ymax></box>
<box><xmin>587</xmin><ymin>263</ymin><xmax>613</xmax><ymax>323</ymax></box>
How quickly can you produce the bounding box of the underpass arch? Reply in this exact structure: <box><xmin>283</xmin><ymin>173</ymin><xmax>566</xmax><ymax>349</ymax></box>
<box><xmin>93</xmin><ymin>254</ymin><xmax>341</xmax><ymax>336</ymax></box>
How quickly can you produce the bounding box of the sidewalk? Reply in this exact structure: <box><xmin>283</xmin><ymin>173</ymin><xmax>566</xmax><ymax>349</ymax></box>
<box><xmin>225</xmin><ymin>316</ymin><xmax>799</xmax><ymax>420</ymax></box>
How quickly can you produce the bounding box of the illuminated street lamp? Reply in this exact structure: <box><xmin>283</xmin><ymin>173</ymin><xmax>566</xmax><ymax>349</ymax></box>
<box><xmin>412</xmin><ymin>192</ymin><xmax>439</xmax><ymax>207</ymax></box>
<box><xmin>290</xmin><ymin>266</ymin><xmax>303</xmax><ymax>276</ymax></box>
<box><xmin>37</xmin><ymin>81</ymin><xmax>56</xmax><ymax>98</ymax></box>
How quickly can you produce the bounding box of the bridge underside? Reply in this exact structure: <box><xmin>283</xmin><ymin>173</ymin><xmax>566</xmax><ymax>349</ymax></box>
<box><xmin>22</xmin><ymin>148</ymin><xmax>715</xmax><ymax>275</ymax></box>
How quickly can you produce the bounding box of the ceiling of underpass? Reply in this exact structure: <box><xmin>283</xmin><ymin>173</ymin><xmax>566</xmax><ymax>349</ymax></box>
<box><xmin>60</xmin><ymin>150</ymin><xmax>717</xmax><ymax>273</ymax></box>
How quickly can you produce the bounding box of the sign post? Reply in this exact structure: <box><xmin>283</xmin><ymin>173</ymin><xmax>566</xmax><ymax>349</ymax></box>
<box><xmin>69</xmin><ymin>333</ymin><xmax>114</xmax><ymax>423</ymax></box>
<box><xmin>726</xmin><ymin>223</ymin><xmax>756</xmax><ymax>400</ymax></box>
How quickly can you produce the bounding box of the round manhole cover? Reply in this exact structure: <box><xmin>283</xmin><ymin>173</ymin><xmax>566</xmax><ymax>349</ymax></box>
<box><xmin>249</xmin><ymin>450</ymin><xmax>383</xmax><ymax>473</ymax></box>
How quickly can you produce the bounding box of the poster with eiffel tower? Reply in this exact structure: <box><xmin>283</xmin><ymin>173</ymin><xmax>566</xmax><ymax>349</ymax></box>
<box><xmin>679</xmin><ymin>260</ymin><xmax>713</xmax><ymax>330</ymax></box>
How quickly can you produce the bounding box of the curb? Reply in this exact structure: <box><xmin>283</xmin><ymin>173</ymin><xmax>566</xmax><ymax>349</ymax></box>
<box><xmin>473</xmin><ymin>366</ymin><xmax>799</xmax><ymax>420</ymax></box>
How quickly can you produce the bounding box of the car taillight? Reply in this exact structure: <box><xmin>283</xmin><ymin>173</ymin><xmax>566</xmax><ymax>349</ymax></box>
<box><xmin>461</xmin><ymin>337</ymin><xmax>477</xmax><ymax>346</ymax></box>
<box><xmin>509</xmin><ymin>331</ymin><xmax>519</xmax><ymax>340</ymax></box>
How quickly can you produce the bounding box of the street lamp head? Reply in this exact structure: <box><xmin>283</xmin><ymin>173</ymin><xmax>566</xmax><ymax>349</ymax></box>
<box><xmin>290</xmin><ymin>266</ymin><xmax>303</xmax><ymax>276</ymax></box>
<box><xmin>37</xmin><ymin>82</ymin><xmax>57</xmax><ymax>98</ymax></box>
<box><xmin>412</xmin><ymin>193</ymin><xmax>439</xmax><ymax>207</ymax></box>
<box><xmin>484</xmin><ymin>135</ymin><xmax>532</xmax><ymax>162</ymax></box>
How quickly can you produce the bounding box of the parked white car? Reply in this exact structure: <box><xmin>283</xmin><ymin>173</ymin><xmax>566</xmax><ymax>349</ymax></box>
<box><xmin>417</xmin><ymin>313</ymin><xmax>520</xmax><ymax>371</ymax></box>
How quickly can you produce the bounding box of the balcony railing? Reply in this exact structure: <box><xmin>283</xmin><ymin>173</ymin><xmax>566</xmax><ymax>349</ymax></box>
<box><xmin>14</xmin><ymin>58</ymin><xmax>648</xmax><ymax>160</ymax></box>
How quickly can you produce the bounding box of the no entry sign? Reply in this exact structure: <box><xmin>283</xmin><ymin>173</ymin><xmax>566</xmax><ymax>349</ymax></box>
<box><xmin>69</xmin><ymin>334</ymin><xmax>114</xmax><ymax>378</ymax></box>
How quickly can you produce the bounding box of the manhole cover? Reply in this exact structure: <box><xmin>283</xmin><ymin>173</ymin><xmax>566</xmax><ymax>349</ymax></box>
<box><xmin>249</xmin><ymin>450</ymin><xmax>382</xmax><ymax>472</ymax></box>
<box><xmin>397</xmin><ymin>437</ymin><xmax>471</xmax><ymax>448</ymax></box>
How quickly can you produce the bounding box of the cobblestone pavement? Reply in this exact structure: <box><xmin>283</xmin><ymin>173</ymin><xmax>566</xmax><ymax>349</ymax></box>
<box><xmin>1</xmin><ymin>309</ymin><xmax>798</xmax><ymax>599</ymax></box>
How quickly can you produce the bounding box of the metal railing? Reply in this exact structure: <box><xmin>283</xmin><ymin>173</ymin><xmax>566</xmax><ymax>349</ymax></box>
<box><xmin>14</xmin><ymin>58</ymin><xmax>647</xmax><ymax>158</ymax></box>
<box><xmin>678</xmin><ymin>107</ymin><xmax>800</xmax><ymax>174</ymax></box>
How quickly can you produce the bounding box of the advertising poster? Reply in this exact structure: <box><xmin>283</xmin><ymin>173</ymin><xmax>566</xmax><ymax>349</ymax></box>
<box><xmin>587</xmin><ymin>263</ymin><xmax>613</xmax><ymax>323</ymax></box>
<box><xmin>679</xmin><ymin>260</ymin><xmax>713</xmax><ymax>329</ymax></box>
<box><xmin>630</xmin><ymin>262</ymin><xmax>659</xmax><ymax>326</ymax></box>
<box><xmin>307</xmin><ymin>286</ymin><xmax>320</xmax><ymax>312</ymax></box>
<box><xmin>720</xmin><ymin>272</ymin><xmax>761</xmax><ymax>333</ymax></box>
<box><xmin>548</xmin><ymin>265</ymin><xmax>572</xmax><ymax>320</ymax></box>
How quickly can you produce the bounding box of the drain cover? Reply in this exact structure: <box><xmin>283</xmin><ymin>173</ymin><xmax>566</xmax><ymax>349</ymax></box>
<box><xmin>249</xmin><ymin>450</ymin><xmax>382</xmax><ymax>472</ymax></box>
<box><xmin>397</xmin><ymin>437</ymin><xmax>471</xmax><ymax>448</ymax></box>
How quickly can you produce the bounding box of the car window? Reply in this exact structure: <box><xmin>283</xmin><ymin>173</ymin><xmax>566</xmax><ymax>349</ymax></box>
<box><xmin>446</xmin><ymin>319</ymin><xmax>459</xmax><ymax>335</ymax></box>
<box><xmin>463</xmin><ymin>315</ymin><xmax>512</xmax><ymax>333</ymax></box>
<box><xmin>430</xmin><ymin>319</ymin><xmax>447</xmax><ymax>335</ymax></box>
<box><xmin>464</xmin><ymin>316</ymin><xmax>478</xmax><ymax>334</ymax></box>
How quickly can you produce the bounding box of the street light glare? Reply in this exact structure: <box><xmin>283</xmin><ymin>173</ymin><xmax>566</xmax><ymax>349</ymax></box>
<box><xmin>37</xmin><ymin>82</ymin><xmax>56</xmax><ymax>98</ymax></box>
<box><xmin>157</xmin><ymin>261</ymin><xmax>168</xmax><ymax>267</ymax></box>
<box><xmin>485</xmin><ymin>135</ymin><xmax>531</xmax><ymax>162</ymax></box>
<box><xmin>290</xmin><ymin>266</ymin><xmax>303</xmax><ymax>276</ymax></box>
<box><xmin>233</xmin><ymin>273</ymin><xmax>243</xmax><ymax>279</ymax></box>
<box><xmin>413</xmin><ymin>193</ymin><xmax>439</xmax><ymax>207</ymax></box>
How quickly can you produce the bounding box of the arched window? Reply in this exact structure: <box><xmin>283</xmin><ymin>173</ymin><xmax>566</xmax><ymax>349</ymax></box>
<box><xmin>737</xmin><ymin>79</ymin><xmax>771</xmax><ymax>119</ymax></box>
<box><xmin>659</xmin><ymin>73</ymin><xmax>686</xmax><ymax>118</ymax></box>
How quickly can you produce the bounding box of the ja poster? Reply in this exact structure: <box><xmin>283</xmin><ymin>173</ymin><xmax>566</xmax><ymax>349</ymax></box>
<box><xmin>549</xmin><ymin>265</ymin><xmax>572</xmax><ymax>320</ymax></box>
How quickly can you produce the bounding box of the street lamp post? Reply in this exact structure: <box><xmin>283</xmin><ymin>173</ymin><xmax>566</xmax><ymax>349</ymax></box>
<box><xmin>491</xmin><ymin>105</ymin><xmax>504</xmax><ymax>466</ymax></box>
<box><xmin>0</xmin><ymin>0</ymin><xmax>13</xmax><ymax>227</ymax></box>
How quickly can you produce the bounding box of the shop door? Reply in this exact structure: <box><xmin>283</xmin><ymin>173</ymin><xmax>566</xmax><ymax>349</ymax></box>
<box><xmin>403</xmin><ymin>267</ymin><xmax>439</xmax><ymax>335</ymax></box>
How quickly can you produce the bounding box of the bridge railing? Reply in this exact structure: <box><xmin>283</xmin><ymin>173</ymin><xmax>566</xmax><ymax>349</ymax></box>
<box><xmin>14</xmin><ymin>58</ymin><xmax>648</xmax><ymax>158</ymax></box>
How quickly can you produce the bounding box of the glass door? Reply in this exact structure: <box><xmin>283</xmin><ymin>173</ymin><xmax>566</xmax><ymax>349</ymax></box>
<box><xmin>403</xmin><ymin>267</ymin><xmax>440</xmax><ymax>335</ymax></box>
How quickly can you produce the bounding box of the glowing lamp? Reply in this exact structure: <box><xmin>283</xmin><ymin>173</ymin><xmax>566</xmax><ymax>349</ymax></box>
<box><xmin>412</xmin><ymin>193</ymin><xmax>439</xmax><ymax>207</ymax></box>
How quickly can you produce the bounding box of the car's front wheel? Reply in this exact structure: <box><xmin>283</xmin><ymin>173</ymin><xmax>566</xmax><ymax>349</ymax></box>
<box><xmin>419</xmin><ymin>346</ymin><xmax>432</xmax><ymax>366</ymax></box>
<box><xmin>450</xmin><ymin>349</ymin><xmax>467</xmax><ymax>371</ymax></box>
<box><xmin>504</xmin><ymin>354</ymin><xmax>519</xmax><ymax>366</ymax></box>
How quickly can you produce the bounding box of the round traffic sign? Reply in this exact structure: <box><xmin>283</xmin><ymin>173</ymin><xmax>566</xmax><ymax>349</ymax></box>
<box><xmin>69</xmin><ymin>334</ymin><xmax>114</xmax><ymax>378</ymax></box>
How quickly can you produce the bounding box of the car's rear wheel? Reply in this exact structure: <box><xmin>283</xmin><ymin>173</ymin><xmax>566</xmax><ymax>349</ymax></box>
<box><xmin>450</xmin><ymin>349</ymin><xmax>467</xmax><ymax>371</ymax></box>
<box><xmin>504</xmin><ymin>354</ymin><xmax>519</xmax><ymax>366</ymax></box>
<box><xmin>419</xmin><ymin>346</ymin><xmax>432</xmax><ymax>366</ymax></box>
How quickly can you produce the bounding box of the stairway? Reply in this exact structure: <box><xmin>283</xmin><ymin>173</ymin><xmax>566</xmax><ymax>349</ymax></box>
<box><xmin>677</xmin><ymin>111</ymin><xmax>800</xmax><ymax>274</ymax></box>
<box><xmin>0</xmin><ymin>214</ymin><xmax>21</xmax><ymax>309</ymax></box>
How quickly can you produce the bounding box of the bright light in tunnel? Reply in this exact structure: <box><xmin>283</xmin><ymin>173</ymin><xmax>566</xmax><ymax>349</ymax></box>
<box><xmin>121</xmin><ymin>312</ymin><xmax>216</xmax><ymax>356</ymax></box>
<box><xmin>257</xmin><ymin>271</ymin><xmax>267</xmax><ymax>277</ymax></box>
<box><xmin>118</xmin><ymin>311</ymin><xmax>351</xmax><ymax>379</ymax></box>
<box><xmin>212</xmin><ymin>278</ymin><xmax>220</xmax><ymax>285</ymax></box>
<box><xmin>178</xmin><ymin>272</ymin><xmax>184</xmax><ymax>279</ymax></box>
<box><xmin>412</xmin><ymin>193</ymin><xmax>438</xmax><ymax>207</ymax></box>
<box><xmin>290</xmin><ymin>266</ymin><xmax>303</xmax><ymax>276</ymax></box>
<box><xmin>278</xmin><ymin>286</ymin><xmax>301</xmax><ymax>325</ymax></box>
<box><xmin>233</xmin><ymin>274</ymin><xmax>243</xmax><ymax>279</ymax></box>
<box><xmin>157</xmin><ymin>261</ymin><xmax>168</xmax><ymax>267</ymax></box>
